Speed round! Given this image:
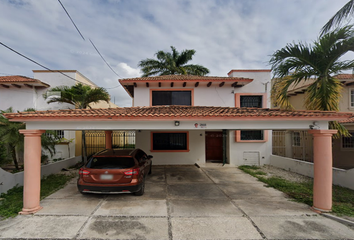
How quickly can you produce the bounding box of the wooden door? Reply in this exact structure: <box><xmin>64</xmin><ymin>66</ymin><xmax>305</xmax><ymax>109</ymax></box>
<box><xmin>205</xmin><ymin>131</ymin><xmax>223</xmax><ymax>162</ymax></box>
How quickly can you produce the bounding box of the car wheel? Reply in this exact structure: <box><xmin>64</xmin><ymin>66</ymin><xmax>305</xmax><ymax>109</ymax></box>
<box><xmin>134</xmin><ymin>177</ymin><xmax>145</xmax><ymax>196</ymax></box>
<box><xmin>148</xmin><ymin>163</ymin><xmax>152</xmax><ymax>175</ymax></box>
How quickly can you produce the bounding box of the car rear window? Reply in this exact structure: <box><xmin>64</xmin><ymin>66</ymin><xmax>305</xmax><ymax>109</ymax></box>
<box><xmin>86</xmin><ymin>157</ymin><xmax>135</xmax><ymax>169</ymax></box>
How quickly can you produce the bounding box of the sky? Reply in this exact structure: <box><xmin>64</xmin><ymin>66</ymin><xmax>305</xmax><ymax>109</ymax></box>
<box><xmin>0</xmin><ymin>0</ymin><xmax>351</xmax><ymax>107</ymax></box>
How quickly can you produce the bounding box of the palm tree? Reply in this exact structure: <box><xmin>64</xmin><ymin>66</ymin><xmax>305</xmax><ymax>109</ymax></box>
<box><xmin>0</xmin><ymin>108</ymin><xmax>60</xmax><ymax>170</ymax></box>
<box><xmin>270</xmin><ymin>25</ymin><xmax>354</xmax><ymax>136</ymax></box>
<box><xmin>43</xmin><ymin>83</ymin><xmax>110</xmax><ymax>162</ymax></box>
<box><xmin>138</xmin><ymin>46</ymin><xmax>209</xmax><ymax>77</ymax></box>
<box><xmin>321</xmin><ymin>0</ymin><xmax>354</xmax><ymax>35</ymax></box>
<box><xmin>43</xmin><ymin>83</ymin><xmax>110</xmax><ymax>109</ymax></box>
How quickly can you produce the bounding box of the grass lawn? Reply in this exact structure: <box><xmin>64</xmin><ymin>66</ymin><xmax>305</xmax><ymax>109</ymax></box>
<box><xmin>0</xmin><ymin>172</ymin><xmax>76</xmax><ymax>219</ymax></box>
<box><xmin>239</xmin><ymin>165</ymin><xmax>354</xmax><ymax>217</ymax></box>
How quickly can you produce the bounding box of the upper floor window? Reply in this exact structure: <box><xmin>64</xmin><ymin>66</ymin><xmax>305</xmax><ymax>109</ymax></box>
<box><xmin>240</xmin><ymin>95</ymin><xmax>263</xmax><ymax>108</ymax></box>
<box><xmin>152</xmin><ymin>91</ymin><xmax>191</xmax><ymax>106</ymax></box>
<box><xmin>350</xmin><ymin>89</ymin><xmax>354</xmax><ymax>108</ymax></box>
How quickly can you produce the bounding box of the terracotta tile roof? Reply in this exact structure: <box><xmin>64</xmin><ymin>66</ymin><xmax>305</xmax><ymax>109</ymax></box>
<box><xmin>3</xmin><ymin>106</ymin><xmax>353</xmax><ymax>121</ymax></box>
<box><xmin>0</xmin><ymin>75</ymin><xmax>50</xmax><ymax>87</ymax></box>
<box><xmin>119</xmin><ymin>75</ymin><xmax>252</xmax><ymax>83</ymax></box>
<box><xmin>339</xmin><ymin>117</ymin><xmax>354</xmax><ymax>124</ymax></box>
<box><xmin>334</xmin><ymin>74</ymin><xmax>354</xmax><ymax>79</ymax></box>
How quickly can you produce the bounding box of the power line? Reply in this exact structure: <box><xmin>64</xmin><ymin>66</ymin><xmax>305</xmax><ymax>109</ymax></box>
<box><xmin>57</xmin><ymin>0</ymin><xmax>123</xmax><ymax>80</ymax></box>
<box><xmin>89</xmin><ymin>39</ymin><xmax>122</xmax><ymax>78</ymax></box>
<box><xmin>0</xmin><ymin>41</ymin><xmax>85</xmax><ymax>84</ymax></box>
<box><xmin>57</xmin><ymin>0</ymin><xmax>85</xmax><ymax>41</ymax></box>
<box><xmin>0</xmin><ymin>41</ymin><xmax>122</xmax><ymax>90</ymax></box>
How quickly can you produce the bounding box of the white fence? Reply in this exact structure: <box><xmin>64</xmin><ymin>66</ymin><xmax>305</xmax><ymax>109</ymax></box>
<box><xmin>0</xmin><ymin>156</ymin><xmax>81</xmax><ymax>194</ymax></box>
<box><xmin>270</xmin><ymin>155</ymin><xmax>354</xmax><ymax>190</ymax></box>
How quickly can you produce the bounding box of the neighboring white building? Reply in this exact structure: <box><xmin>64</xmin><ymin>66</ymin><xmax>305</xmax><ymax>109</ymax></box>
<box><xmin>119</xmin><ymin>70</ymin><xmax>272</xmax><ymax>165</ymax></box>
<box><xmin>0</xmin><ymin>70</ymin><xmax>117</xmax><ymax>162</ymax></box>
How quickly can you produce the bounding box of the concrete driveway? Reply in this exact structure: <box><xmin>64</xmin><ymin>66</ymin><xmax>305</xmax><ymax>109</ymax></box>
<box><xmin>1</xmin><ymin>164</ymin><xmax>354</xmax><ymax>240</ymax></box>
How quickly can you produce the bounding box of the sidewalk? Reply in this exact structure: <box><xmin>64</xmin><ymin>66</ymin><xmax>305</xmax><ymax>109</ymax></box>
<box><xmin>0</xmin><ymin>165</ymin><xmax>353</xmax><ymax>239</ymax></box>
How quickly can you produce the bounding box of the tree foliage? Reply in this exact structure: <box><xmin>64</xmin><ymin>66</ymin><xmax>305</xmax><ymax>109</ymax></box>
<box><xmin>321</xmin><ymin>0</ymin><xmax>354</xmax><ymax>35</ymax></box>
<box><xmin>43</xmin><ymin>83</ymin><xmax>110</xmax><ymax>109</ymax></box>
<box><xmin>0</xmin><ymin>108</ymin><xmax>60</xmax><ymax>169</ymax></box>
<box><xmin>138</xmin><ymin>46</ymin><xmax>210</xmax><ymax>77</ymax></box>
<box><xmin>43</xmin><ymin>83</ymin><xmax>111</xmax><ymax>163</ymax></box>
<box><xmin>270</xmin><ymin>26</ymin><xmax>354</xmax><ymax>136</ymax></box>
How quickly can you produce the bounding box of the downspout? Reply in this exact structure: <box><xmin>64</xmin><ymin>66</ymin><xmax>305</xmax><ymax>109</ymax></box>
<box><xmin>222</xmin><ymin>129</ymin><xmax>227</xmax><ymax>166</ymax></box>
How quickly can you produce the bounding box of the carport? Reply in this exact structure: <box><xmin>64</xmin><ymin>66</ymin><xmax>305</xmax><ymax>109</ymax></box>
<box><xmin>3</xmin><ymin>106</ymin><xmax>352</xmax><ymax>215</ymax></box>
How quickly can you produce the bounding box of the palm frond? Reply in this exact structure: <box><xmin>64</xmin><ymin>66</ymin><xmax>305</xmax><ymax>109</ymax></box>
<box><xmin>321</xmin><ymin>0</ymin><xmax>354</xmax><ymax>35</ymax></box>
<box><xmin>138</xmin><ymin>46</ymin><xmax>209</xmax><ymax>77</ymax></box>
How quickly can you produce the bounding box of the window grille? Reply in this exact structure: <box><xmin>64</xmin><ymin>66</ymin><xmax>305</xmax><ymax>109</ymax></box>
<box><xmin>240</xmin><ymin>96</ymin><xmax>263</xmax><ymax>108</ymax></box>
<box><xmin>240</xmin><ymin>130</ymin><xmax>264</xmax><ymax>140</ymax></box>
<box><xmin>152</xmin><ymin>132</ymin><xmax>187</xmax><ymax>150</ymax></box>
<box><xmin>351</xmin><ymin>89</ymin><xmax>354</xmax><ymax>107</ymax></box>
<box><xmin>292</xmin><ymin>132</ymin><xmax>301</xmax><ymax>146</ymax></box>
<box><xmin>342</xmin><ymin>133</ymin><xmax>354</xmax><ymax>149</ymax></box>
<box><xmin>45</xmin><ymin>130</ymin><xmax>64</xmax><ymax>139</ymax></box>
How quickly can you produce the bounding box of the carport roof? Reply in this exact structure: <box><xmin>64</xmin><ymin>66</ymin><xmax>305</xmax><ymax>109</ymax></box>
<box><xmin>3</xmin><ymin>106</ymin><xmax>353</xmax><ymax>121</ymax></box>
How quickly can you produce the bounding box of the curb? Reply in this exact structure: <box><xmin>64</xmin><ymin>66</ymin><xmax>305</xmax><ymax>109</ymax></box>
<box><xmin>322</xmin><ymin>213</ymin><xmax>354</xmax><ymax>227</ymax></box>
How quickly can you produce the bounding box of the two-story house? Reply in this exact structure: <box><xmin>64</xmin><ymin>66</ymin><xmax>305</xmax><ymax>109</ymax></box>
<box><xmin>272</xmin><ymin>74</ymin><xmax>354</xmax><ymax>169</ymax></box>
<box><xmin>6</xmin><ymin>69</ymin><xmax>352</xmax><ymax>214</ymax></box>
<box><xmin>119</xmin><ymin>69</ymin><xmax>272</xmax><ymax>166</ymax></box>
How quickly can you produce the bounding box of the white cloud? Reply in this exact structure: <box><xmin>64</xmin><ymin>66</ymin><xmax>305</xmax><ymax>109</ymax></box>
<box><xmin>116</xmin><ymin>63</ymin><xmax>141</xmax><ymax>78</ymax></box>
<box><xmin>0</xmin><ymin>0</ymin><xmax>351</xmax><ymax>107</ymax></box>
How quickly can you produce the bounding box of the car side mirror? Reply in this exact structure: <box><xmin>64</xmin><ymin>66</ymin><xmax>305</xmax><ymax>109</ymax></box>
<box><xmin>147</xmin><ymin>155</ymin><xmax>153</xmax><ymax>159</ymax></box>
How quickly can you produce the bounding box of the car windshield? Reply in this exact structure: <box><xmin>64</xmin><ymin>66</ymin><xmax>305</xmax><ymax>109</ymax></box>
<box><xmin>86</xmin><ymin>157</ymin><xmax>135</xmax><ymax>169</ymax></box>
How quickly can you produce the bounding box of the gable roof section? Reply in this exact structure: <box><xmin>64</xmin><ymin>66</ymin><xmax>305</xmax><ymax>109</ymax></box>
<box><xmin>4</xmin><ymin>106</ymin><xmax>352</xmax><ymax>122</ymax></box>
<box><xmin>119</xmin><ymin>75</ymin><xmax>253</xmax><ymax>98</ymax></box>
<box><xmin>0</xmin><ymin>75</ymin><xmax>50</xmax><ymax>88</ymax></box>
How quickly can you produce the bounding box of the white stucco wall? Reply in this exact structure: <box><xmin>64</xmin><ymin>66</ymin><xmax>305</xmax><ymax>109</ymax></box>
<box><xmin>228</xmin><ymin>130</ymin><xmax>272</xmax><ymax>166</ymax></box>
<box><xmin>0</xmin><ymin>87</ymin><xmax>37</xmax><ymax>112</ymax></box>
<box><xmin>270</xmin><ymin>155</ymin><xmax>354</xmax><ymax>190</ymax></box>
<box><xmin>135</xmin><ymin>130</ymin><xmax>206</xmax><ymax>165</ymax></box>
<box><xmin>33</xmin><ymin>71</ymin><xmax>76</xmax><ymax>110</ymax></box>
<box><xmin>132</xmin><ymin>71</ymin><xmax>271</xmax><ymax>108</ymax></box>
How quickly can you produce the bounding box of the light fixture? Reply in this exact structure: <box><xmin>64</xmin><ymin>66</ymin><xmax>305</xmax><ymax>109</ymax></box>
<box><xmin>309</xmin><ymin>121</ymin><xmax>320</xmax><ymax>130</ymax></box>
<box><xmin>175</xmin><ymin>121</ymin><xmax>180</xmax><ymax>126</ymax></box>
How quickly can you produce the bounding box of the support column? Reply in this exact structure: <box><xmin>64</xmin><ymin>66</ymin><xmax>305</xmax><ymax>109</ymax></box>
<box><xmin>308</xmin><ymin>129</ymin><xmax>337</xmax><ymax>212</ymax></box>
<box><xmin>105</xmin><ymin>130</ymin><xmax>112</xmax><ymax>149</ymax></box>
<box><xmin>19</xmin><ymin>129</ymin><xmax>45</xmax><ymax>215</ymax></box>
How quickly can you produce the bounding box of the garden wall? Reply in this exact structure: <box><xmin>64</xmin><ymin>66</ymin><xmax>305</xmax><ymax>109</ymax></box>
<box><xmin>270</xmin><ymin>155</ymin><xmax>354</xmax><ymax>190</ymax></box>
<box><xmin>0</xmin><ymin>156</ymin><xmax>81</xmax><ymax>194</ymax></box>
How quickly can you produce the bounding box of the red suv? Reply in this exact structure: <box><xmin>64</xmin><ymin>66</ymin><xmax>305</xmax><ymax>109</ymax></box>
<box><xmin>77</xmin><ymin>149</ymin><xmax>152</xmax><ymax>196</ymax></box>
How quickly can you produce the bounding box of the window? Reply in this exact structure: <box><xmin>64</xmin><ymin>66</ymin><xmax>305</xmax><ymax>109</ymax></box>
<box><xmin>45</xmin><ymin>130</ymin><xmax>64</xmax><ymax>139</ymax></box>
<box><xmin>292</xmin><ymin>132</ymin><xmax>301</xmax><ymax>146</ymax></box>
<box><xmin>240</xmin><ymin>130</ymin><xmax>264</xmax><ymax>141</ymax></box>
<box><xmin>350</xmin><ymin>89</ymin><xmax>354</xmax><ymax>108</ymax></box>
<box><xmin>240</xmin><ymin>95</ymin><xmax>263</xmax><ymax>108</ymax></box>
<box><xmin>152</xmin><ymin>91</ymin><xmax>191</xmax><ymax>106</ymax></box>
<box><xmin>151</xmin><ymin>132</ymin><xmax>189</xmax><ymax>151</ymax></box>
<box><xmin>342</xmin><ymin>133</ymin><xmax>354</xmax><ymax>149</ymax></box>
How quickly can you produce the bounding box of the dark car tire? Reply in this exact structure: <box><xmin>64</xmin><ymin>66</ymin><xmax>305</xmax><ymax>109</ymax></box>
<box><xmin>134</xmin><ymin>177</ymin><xmax>145</xmax><ymax>196</ymax></box>
<box><xmin>148</xmin><ymin>163</ymin><xmax>152</xmax><ymax>175</ymax></box>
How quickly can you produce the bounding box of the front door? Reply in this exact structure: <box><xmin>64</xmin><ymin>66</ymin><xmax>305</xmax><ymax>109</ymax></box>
<box><xmin>205</xmin><ymin>131</ymin><xmax>223</xmax><ymax>162</ymax></box>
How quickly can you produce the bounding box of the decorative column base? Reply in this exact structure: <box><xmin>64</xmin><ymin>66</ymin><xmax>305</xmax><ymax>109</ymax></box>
<box><xmin>310</xmin><ymin>206</ymin><xmax>331</xmax><ymax>214</ymax></box>
<box><xmin>19</xmin><ymin>206</ymin><xmax>43</xmax><ymax>215</ymax></box>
